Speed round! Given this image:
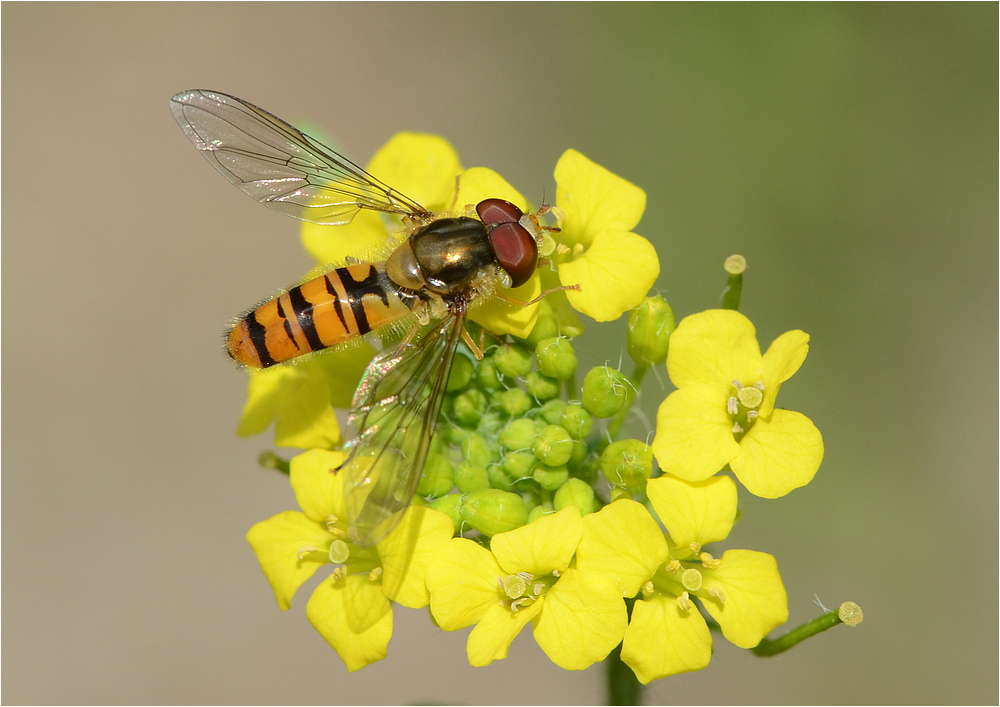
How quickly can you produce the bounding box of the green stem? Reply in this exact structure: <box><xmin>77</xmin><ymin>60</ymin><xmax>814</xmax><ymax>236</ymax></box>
<box><xmin>258</xmin><ymin>451</ymin><xmax>290</xmax><ymax>475</ymax></box>
<box><xmin>720</xmin><ymin>271</ymin><xmax>743</xmax><ymax>310</ymax></box>
<box><xmin>606</xmin><ymin>642</ymin><xmax>643</xmax><ymax>705</ymax></box>
<box><xmin>705</xmin><ymin>610</ymin><xmax>848</xmax><ymax>657</ymax></box>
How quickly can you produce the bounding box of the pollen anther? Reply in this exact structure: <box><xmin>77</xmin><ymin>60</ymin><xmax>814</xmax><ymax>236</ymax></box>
<box><xmin>677</xmin><ymin>592</ymin><xmax>694</xmax><ymax>611</ymax></box>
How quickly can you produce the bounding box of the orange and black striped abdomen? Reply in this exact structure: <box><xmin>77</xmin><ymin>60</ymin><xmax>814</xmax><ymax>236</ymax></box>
<box><xmin>227</xmin><ymin>263</ymin><xmax>416</xmax><ymax>368</ymax></box>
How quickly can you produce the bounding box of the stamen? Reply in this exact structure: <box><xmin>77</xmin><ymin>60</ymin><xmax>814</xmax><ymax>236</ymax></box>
<box><xmin>551</xmin><ymin>569</ymin><xmax>561</xmax><ymax>577</ymax></box>
<box><xmin>368</xmin><ymin>567</ymin><xmax>383</xmax><ymax>582</ymax></box>
<box><xmin>665</xmin><ymin>559</ymin><xmax>682</xmax><ymax>574</ymax></box>
<box><xmin>732</xmin><ymin>422</ymin><xmax>744</xmax><ymax>434</ymax></box>
<box><xmin>754</xmin><ymin>381</ymin><xmax>765</xmax><ymax>390</ymax></box>
<box><xmin>707</xmin><ymin>587</ymin><xmax>726</xmax><ymax>604</ymax></box>
<box><xmin>677</xmin><ymin>592</ymin><xmax>694</xmax><ymax>611</ymax></box>
<box><xmin>325</xmin><ymin>514</ymin><xmax>339</xmax><ymax>530</ymax></box>
<box><xmin>727</xmin><ymin>396</ymin><xmax>739</xmax><ymax>415</ymax></box>
<box><xmin>641</xmin><ymin>581</ymin><xmax>654</xmax><ymax>597</ymax></box>
<box><xmin>731</xmin><ymin>380</ymin><xmax>743</xmax><ymax>391</ymax></box>
<box><xmin>555</xmin><ymin>243</ymin><xmax>571</xmax><ymax>256</ymax></box>
<box><xmin>533</xmin><ymin>583</ymin><xmax>544</xmax><ymax>596</ymax></box>
<box><xmin>330</xmin><ymin>566</ymin><xmax>348</xmax><ymax>582</ymax></box>
<box><xmin>699</xmin><ymin>552</ymin><xmax>721</xmax><ymax>570</ymax></box>
<box><xmin>747</xmin><ymin>410</ymin><xmax>758</xmax><ymax>420</ymax></box>
<box><xmin>689</xmin><ymin>542</ymin><xmax>702</xmax><ymax>555</ymax></box>
<box><xmin>296</xmin><ymin>546</ymin><xmax>318</xmax><ymax>560</ymax></box>
<box><xmin>572</xmin><ymin>243</ymin><xmax>584</xmax><ymax>257</ymax></box>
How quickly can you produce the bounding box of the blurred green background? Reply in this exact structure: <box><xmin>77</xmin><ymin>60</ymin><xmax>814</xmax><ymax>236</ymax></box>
<box><xmin>3</xmin><ymin>3</ymin><xmax>996</xmax><ymax>704</ymax></box>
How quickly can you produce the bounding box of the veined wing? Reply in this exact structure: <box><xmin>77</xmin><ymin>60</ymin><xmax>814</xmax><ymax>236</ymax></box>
<box><xmin>340</xmin><ymin>306</ymin><xmax>466</xmax><ymax>547</ymax></box>
<box><xmin>169</xmin><ymin>90</ymin><xmax>430</xmax><ymax>225</ymax></box>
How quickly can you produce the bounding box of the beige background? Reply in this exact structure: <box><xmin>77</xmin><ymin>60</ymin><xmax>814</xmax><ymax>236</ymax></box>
<box><xmin>3</xmin><ymin>3</ymin><xmax>996</xmax><ymax>704</ymax></box>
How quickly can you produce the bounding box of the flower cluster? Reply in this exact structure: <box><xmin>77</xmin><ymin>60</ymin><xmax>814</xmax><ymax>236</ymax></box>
<box><xmin>239</xmin><ymin>134</ymin><xmax>826</xmax><ymax>683</ymax></box>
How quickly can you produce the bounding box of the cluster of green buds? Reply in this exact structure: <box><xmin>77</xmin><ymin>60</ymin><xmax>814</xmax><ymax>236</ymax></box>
<box><xmin>415</xmin><ymin>296</ymin><xmax>676</xmax><ymax>536</ymax></box>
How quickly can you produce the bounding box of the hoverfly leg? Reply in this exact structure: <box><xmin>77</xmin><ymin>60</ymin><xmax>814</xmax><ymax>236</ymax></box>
<box><xmin>461</xmin><ymin>326</ymin><xmax>486</xmax><ymax>360</ymax></box>
<box><xmin>493</xmin><ymin>283</ymin><xmax>581</xmax><ymax>308</ymax></box>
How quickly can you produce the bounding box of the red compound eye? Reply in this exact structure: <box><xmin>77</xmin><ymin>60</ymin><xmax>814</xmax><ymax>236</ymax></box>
<box><xmin>476</xmin><ymin>198</ymin><xmax>524</xmax><ymax>226</ymax></box>
<box><xmin>489</xmin><ymin>222</ymin><xmax>537</xmax><ymax>288</ymax></box>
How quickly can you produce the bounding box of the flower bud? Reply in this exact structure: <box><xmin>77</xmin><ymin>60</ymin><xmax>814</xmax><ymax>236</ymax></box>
<box><xmin>488</xmin><ymin>464</ymin><xmax>514</xmax><ymax>491</ymax></box>
<box><xmin>452</xmin><ymin>388</ymin><xmax>488</xmax><ymax>426</ymax></box>
<box><xmin>581</xmin><ymin>366</ymin><xmax>631</xmax><ymax>418</ymax></box>
<box><xmin>454</xmin><ymin>461</ymin><xmax>491</xmax><ymax>493</ymax></box>
<box><xmin>458</xmin><ymin>489</ymin><xmax>528</xmax><ymax>536</ymax></box>
<box><xmin>429</xmin><ymin>494</ymin><xmax>462</xmax><ymax>532</ymax></box>
<box><xmin>553</xmin><ymin>478</ymin><xmax>596</xmax><ymax>515</ymax></box>
<box><xmin>533</xmin><ymin>424</ymin><xmax>573</xmax><ymax>466</ymax></box>
<box><xmin>475</xmin><ymin>357</ymin><xmax>504</xmax><ymax>390</ymax></box>
<box><xmin>524</xmin><ymin>312</ymin><xmax>560</xmax><ymax>349</ymax></box>
<box><xmin>502</xmin><ymin>450</ymin><xmax>537</xmax><ymax>480</ymax></box>
<box><xmin>462</xmin><ymin>432</ymin><xmax>497</xmax><ymax>466</ymax></box>
<box><xmin>560</xmin><ymin>403</ymin><xmax>593</xmax><ymax>440</ymax></box>
<box><xmin>533</xmin><ymin>463</ymin><xmax>569</xmax><ymax>491</ymax></box>
<box><xmin>600</xmin><ymin>439</ymin><xmax>653</xmax><ymax>490</ymax></box>
<box><xmin>493</xmin><ymin>388</ymin><xmax>533</xmax><ymax>417</ymax></box>
<box><xmin>626</xmin><ymin>295</ymin><xmax>675</xmax><ymax>367</ymax></box>
<box><xmin>609</xmin><ymin>486</ymin><xmax>633</xmax><ymax>502</ymax></box>
<box><xmin>538</xmin><ymin>399</ymin><xmax>568</xmax><ymax>425</ymax></box>
<box><xmin>447</xmin><ymin>353</ymin><xmax>475</xmax><ymax>392</ymax></box>
<box><xmin>527</xmin><ymin>502</ymin><xmax>554</xmax><ymax>524</ymax></box>
<box><xmin>525</xmin><ymin>371</ymin><xmax>560</xmax><ymax>401</ymax></box>
<box><xmin>493</xmin><ymin>344</ymin><xmax>533</xmax><ymax>378</ymax></box>
<box><xmin>498</xmin><ymin>418</ymin><xmax>539</xmax><ymax>450</ymax></box>
<box><xmin>417</xmin><ymin>454</ymin><xmax>454</xmax><ymax>497</ymax></box>
<box><xmin>476</xmin><ymin>412</ymin><xmax>504</xmax><ymax>439</ymax></box>
<box><xmin>535</xmin><ymin>337</ymin><xmax>578</xmax><ymax>380</ymax></box>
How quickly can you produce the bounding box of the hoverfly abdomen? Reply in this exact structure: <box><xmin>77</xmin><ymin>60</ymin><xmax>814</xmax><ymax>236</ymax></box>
<box><xmin>227</xmin><ymin>263</ymin><xmax>415</xmax><ymax>368</ymax></box>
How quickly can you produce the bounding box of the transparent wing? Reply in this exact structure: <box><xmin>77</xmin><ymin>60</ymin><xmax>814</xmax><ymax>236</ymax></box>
<box><xmin>340</xmin><ymin>307</ymin><xmax>466</xmax><ymax>547</ymax></box>
<box><xmin>169</xmin><ymin>89</ymin><xmax>430</xmax><ymax>225</ymax></box>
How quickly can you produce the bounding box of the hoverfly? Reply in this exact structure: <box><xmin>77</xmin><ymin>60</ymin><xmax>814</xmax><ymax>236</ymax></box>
<box><xmin>170</xmin><ymin>90</ymin><xmax>563</xmax><ymax>547</ymax></box>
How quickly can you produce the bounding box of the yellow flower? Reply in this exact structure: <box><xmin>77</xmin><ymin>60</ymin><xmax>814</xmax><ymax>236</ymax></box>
<box><xmin>300</xmin><ymin>133</ymin><xmax>543</xmax><ymax>339</ymax></box>
<box><xmin>577</xmin><ymin>476</ymin><xmax>787</xmax><ymax>684</ymax></box>
<box><xmin>426</xmin><ymin>507</ymin><xmax>627</xmax><ymax>670</ymax></box>
<box><xmin>246</xmin><ymin>449</ymin><xmax>454</xmax><ymax>670</ymax></box>
<box><xmin>553</xmin><ymin>150</ymin><xmax>660</xmax><ymax>322</ymax></box>
<box><xmin>236</xmin><ymin>349</ymin><xmax>374</xmax><ymax>449</ymax></box>
<box><xmin>652</xmin><ymin>309</ymin><xmax>824</xmax><ymax>498</ymax></box>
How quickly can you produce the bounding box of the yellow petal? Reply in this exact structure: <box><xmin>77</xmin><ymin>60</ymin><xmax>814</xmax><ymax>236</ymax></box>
<box><xmin>554</xmin><ymin>149</ymin><xmax>645</xmax><ymax>247</ymax></box>
<box><xmin>576</xmin><ymin>500</ymin><xmax>668</xmax><ymax>597</ymax></box>
<box><xmin>759</xmin><ymin>329</ymin><xmax>810</xmax><ymax>417</ymax></box>
<box><xmin>289</xmin><ymin>449</ymin><xmax>347</xmax><ymax>523</ymax></box>
<box><xmin>376</xmin><ymin>507</ymin><xmax>455</xmax><ymax>609</ymax></box>
<box><xmin>646</xmin><ymin>474</ymin><xmax>738</xmax><ymax>550</ymax></box>
<box><xmin>306</xmin><ymin>573</ymin><xmax>393</xmax><ymax>671</ymax></box>
<box><xmin>731</xmin><ymin>409</ymin><xmax>823</xmax><ymax>498</ymax></box>
<box><xmin>700</xmin><ymin>550</ymin><xmax>788</xmax><ymax>649</ymax></box>
<box><xmin>667</xmin><ymin>309</ymin><xmax>761</xmax><ymax>389</ymax></box>
<box><xmin>301</xmin><ymin>210</ymin><xmax>393</xmax><ymax>266</ymax></box>
<box><xmin>558</xmin><ymin>230</ymin><xmax>659</xmax><ymax>322</ymax></box>
<box><xmin>531</xmin><ymin>569</ymin><xmax>628</xmax><ymax>670</ymax></box>
<box><xmin>366</xmin><ymin>133</ymin><xmax>463</xmax><ymax>212</ymax></box>
<box><xmin>652</xmin><ymin>384</ymin><xmax>740</xmax><ymax>481</ymax></box>
<box><xmin>237</xmin><ymin>362</ymin><xmax>341</xmax><ymax>450</ymax></box>
<box><xmin>491</xmin><ymin>506</ymin><xmax>582</xmax><ymax>576</ymax></box>
<box><xmin>469</xmin><ymin>271</ymin><xmax>542</xmax><ymax>339</ymax></box>
<box><xmin>467</xmin><ymin>600</ymin><xmax>542</xmax><ymax>667</ymax></box>
<box><xmin>426</xmin><ymin>538</ymin><xmax>504</xmax><ymax>631</ymax></box>
<box><xmin>246</xmin><ymin>511</ymin><xmax>332</xmax><ymax>610</ymax></box>
<box><xmin>454</xmin><ymin>167</ymin><xmax>528</xmax><ymax>213</ymax></box>
<box><xmin>621</xmin><ymin>593</ymin><xmax>712</xmax><ymax>683</ymax></box>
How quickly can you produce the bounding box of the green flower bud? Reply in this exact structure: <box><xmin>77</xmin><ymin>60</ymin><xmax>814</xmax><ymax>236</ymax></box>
<box><xmin>502</xmin><ymin>450</ymin><xmax>537</xmax><ymax>480</ymax></box>
<box><xmin>454</xmin><ymin>461</ymin><xmax>491</xmax><ymax>493</ymax></box>
<box><xmin>537</xmin><ymin>399</ymin><xmax>568</xmax><ymax>425</ymax></box>
<box><xmin>458</xmin><ymin>489</ymin><xmax>528</xmax><ymax>536</ymax></box>
<box><xmin>429</xmin><ymin>494</ymin><xmax>462</xmax><ymax>532</ymax></box>
<box><xmin>440</xmin><ymin>393</ymin><xmax>455</xmax><ymax>420</ymax></box>
<box><xmin>462</xmin><ymin>432</ymin><xmax>497</xmax><ymax>466</ymax></box>
<box><xmin>487</xmin><ymin>464</ymin><xmax>514</xmax><ymax>491</ymax></box>
<box><xmin>626</xmin><ymin>295</ymin><xmax>676</xmax><ymax>367</ymax></box>
<box><xmin>532</xmin><ymin>424</ymin><xmax>574</xmax><ymax>466</ymax></box>
<box><xmin>560</xmin><ymin>403</ymin><xmax>594</xmax><ymax>440</ymax></box>
<box><xmin>453</xmin><ymin>388</ymin><xmax>488</xmax><ymax>426</ymax></box>
<box><xmin>535</xmin><ymin>337</ymin><xmax>578</xmax><ymax>380</ymax></box>
<box><xmin>499</xmin><ymin>418</ymin><xmax>539</xmax><ymax>451</ymax></box>
<box><xmin>581</xmin><ymin>366</ymin><xmax>631</xmax><ymax>418</ymax></box>
<box><xmin>524</xmin><ymin>311</ymin><xmax>560</xmax><ymax>349</ymax></box>
<box><xmin>475</xmin><ymin>357</ymin><xmax>504</xmax><ymax>390</ymax></box>
<box><xmin>444</xmin><ymin>424</ymin><xmax>470</xmax><ymax>446</ymax></box>
<box><xmin>569</xmin><ymin>439</ymin><xmax>589</xmax><ymax>469</ymax></box>
<box><xmin>554</xmin><ymin>478</ymin><xmax>597</xmax><ymax>516</ymax></box>
<box><xmin>476</xmin><ymin>412</ymin><xmax>504</xmax><ymax>439</ymax></box>
<box><xmin>493</xmin><ymin>388</ymin><xmax>533</xmax><ymax>417</ymax></box>
<box><xmin>609</xmin><ymin>486</ymin><xmax>633</xmax><ymax>503</ymax></box>
<box><xmin>533</xmin><ymin>463</ymin><xmax>569</xmax><ymax>491</ymax></box>
<box><xmin>600</xmin><ymin>439</ymin><xmax>654</xmax><ymax>490</ymax></box>
<box><xmin>417</xmin><ymin>454</ymin><xmax>454</xmax><ymax>498</ymax></box>
<box><xmin>525</xmin><ymin>372</ymin><xmax>561</xmax><ymax>401</ymax></box>
<box><xmin>527</xmin><ymin>502</ymin><xmax>555</xmax><ymax>524</ymax></box>
<box><xmin>493</xmin><ymin>344</ymin><xmax>533</xmax><ymax>378</ymax></box>
<box><xmin>447</xmin><ymin>353</ymin><xmax>475</xmax><ymax>392</ymax></box>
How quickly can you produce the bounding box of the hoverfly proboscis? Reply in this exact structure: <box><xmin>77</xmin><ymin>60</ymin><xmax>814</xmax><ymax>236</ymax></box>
<box><xmin>170</xmin><ymin>90</ymin><xmax>565</xmax><ymax>547</ymax></box>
